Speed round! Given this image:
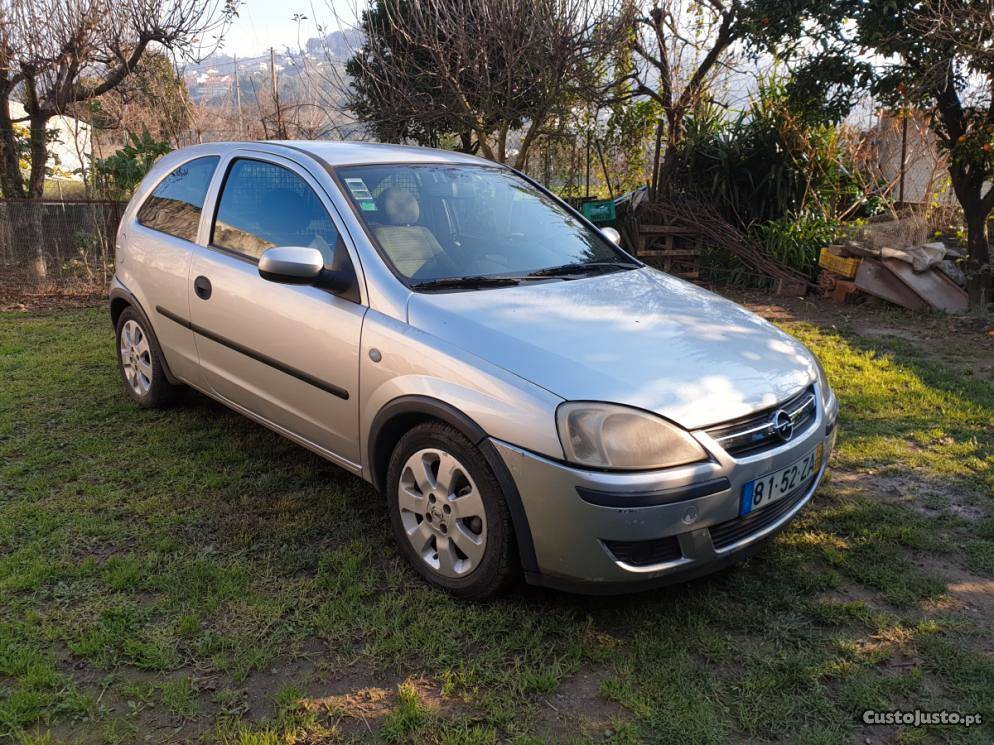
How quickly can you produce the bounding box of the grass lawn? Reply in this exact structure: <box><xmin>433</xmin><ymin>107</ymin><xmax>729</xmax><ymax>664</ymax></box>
<box><xmin>1</xmin><ymin>296</ymin><xmax>993</xmax><ymax>744</ymax></box>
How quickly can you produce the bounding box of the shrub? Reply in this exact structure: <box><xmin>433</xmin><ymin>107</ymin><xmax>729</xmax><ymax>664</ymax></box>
<box><xmin>92</xmin><ymin>129</ymin><xmax>171</xmax><ymax>199</ymax></box>
<box><xmin>669</xmin><ymin>74</ymin><xmax>888</xmax><ymax>229</ymax></box>
<box><xmin>751</xmin><ymin>213</ymin><xmax>842</xmax><ymax>276</ymax></box>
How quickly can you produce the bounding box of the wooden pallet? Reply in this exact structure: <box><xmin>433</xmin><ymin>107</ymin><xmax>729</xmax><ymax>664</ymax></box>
<box><xmin>636</xmin><ymin>223</ymin><xmax>701</xmax><ymax>279</ymax></box>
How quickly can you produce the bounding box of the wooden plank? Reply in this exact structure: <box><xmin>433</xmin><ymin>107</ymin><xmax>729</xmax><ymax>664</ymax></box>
<box><xmin>638</xmin><ymin>225</ymin><xmax>696</xmax><ymax>236</ymax></box>
<box><xmin>854</xmin><ymin>259</ymin><xmax>928</xmax><ymax>311</ymax></box>
<box><xmin>637</xmin><ymin>249</ymin><xmax>700</xmax><ymax>258</ymax></box>
<box><xmin>882</xmin><ymin>259</ymin><xmax>968</xmax><ymax>313</ymax></box>
<box><xmin>776</xmin><ymin>278</ymin><xmax>808</xmax><ymax>297</ymax></box>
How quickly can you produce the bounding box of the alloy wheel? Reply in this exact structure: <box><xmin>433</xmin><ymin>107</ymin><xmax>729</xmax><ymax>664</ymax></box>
<box><xmin>398</xmin><ymin>448</ymin><xmax>487</xmax><ymax>577</ymax></box>
<box><xmin>120</xmin><ymin>319</ymin><xmax>153</xmax><ymax>396</ymax></box>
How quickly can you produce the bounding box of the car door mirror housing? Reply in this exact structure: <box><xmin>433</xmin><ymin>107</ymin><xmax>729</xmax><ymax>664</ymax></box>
<box><xmin>259</xmin><ymin>246</ymin><xmax>324</xmax><ymax>283</ymax></box>
<box><xmin>601</xmin><ymin>227</ymin><xmax>622</xmax><ymax>245</ymax></box>
<box><xmin>258</xmin><ymin>246</ymin><xmax>357</xmax><ymax>298</ymax></box>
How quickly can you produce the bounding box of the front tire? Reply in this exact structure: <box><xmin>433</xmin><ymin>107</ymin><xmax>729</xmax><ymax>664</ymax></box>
<box><xmin>115</xmin><ymin>307</ymin><xmax>182</xmax><ymax>408</ymax></box>
<box><xmin>387</xmin><ymin>421</ymin><xmax>517</xmax><ymax>599</ymax></box>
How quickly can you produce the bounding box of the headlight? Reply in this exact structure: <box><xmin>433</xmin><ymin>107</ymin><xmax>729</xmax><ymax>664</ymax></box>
<box><xmin>813</xmin><ymin>355</ymin><xmax>839</xmax><ymax>425</ymax></box>
<box><xmin>556</xmin><ymin>402</ymin><xmax>707</xmax><ymax>470</ymax></box>
<box><xmin>814</xmin><ymin>356</ymin><xmax>832</xmax><ymax>407</ymax></box>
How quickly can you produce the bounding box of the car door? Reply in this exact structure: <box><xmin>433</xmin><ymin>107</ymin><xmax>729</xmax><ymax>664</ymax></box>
<box><xmin>125</xmin><ymin>155</ymin><xmax>219</xmax><ymax>385</ymax></box>
<box><xmin>188</xmin><ymin>152</ymin><xmax>366</xmax><ymax>467</ymax></box>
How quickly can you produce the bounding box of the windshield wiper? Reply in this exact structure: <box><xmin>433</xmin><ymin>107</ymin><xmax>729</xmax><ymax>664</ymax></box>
<box><xmin>526</xmin><ymin>261</ymin><xmax>638</xmax><ymax>278</ymax></box>
<box><xmin>411</xmin><ymin>262</ymin><xmax>638</xmax><ymax>290</ymax></box>
<box><xmin>411</xmin><ymin>275</ymin><xmax>522</xmax><ymax>291</ymax></box>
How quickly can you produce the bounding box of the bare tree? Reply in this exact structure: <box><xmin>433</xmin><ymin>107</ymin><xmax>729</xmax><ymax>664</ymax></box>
<box><xmin>0</xmin><ymin>0</ymin><xmax>235</xmax><ymax>199</ymax></box>
<box><xmin>614</xmin><ymin>0</ymin><xmax>742</xmax><ymax>198</ymax></box>
<box><xmin>344</xmin><ymin>0</ymin><xmax>624</xmax><ymax>169</ymax></box>
<box><xmin>83</xmin><ymin>51</ymin><xmax>196</xmax><ymax>152</ymax></box>
<box><xmin>614</xmin><ymin>0</ymin><xmax>843</xmax><ymax>199</ymax></box>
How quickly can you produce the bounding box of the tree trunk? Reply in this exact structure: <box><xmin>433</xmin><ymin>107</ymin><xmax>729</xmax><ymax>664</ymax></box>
<box><xmin>28</xmin><ymin>204</ymin><xmax>47</xmax><ymax>284</ymax></box>
<box><xmin>28</xmin><ymin>112</ymin><xmax>48</xmax><ymax>198</ymax></box>
<box><xmin>26</xmin><ymin>112</ymin><xmax>49</xmax><ymax>283</ymax></box>
<box><xmin>0</xmin><ymin>97</ymin><xmax>26</xmax><ymax>198</ymax></box>
<box><xmin>655</xmin><ymin>114</ymin><xmax>682</xmax><ymax>200</ymax></box>
<box><xmin>963</xmin><ymin>206</ymin><xmax>992</xmax><ymax>312</ymax></box>
<box><xmin>948</xmin><ymin>156</ymin><xmax>993</xmax><ymax>312</ymax></box>
<box><xmin>649</xmin><ymin>119</ymin><xmax>663</xmax><ymax>200</ymax></box>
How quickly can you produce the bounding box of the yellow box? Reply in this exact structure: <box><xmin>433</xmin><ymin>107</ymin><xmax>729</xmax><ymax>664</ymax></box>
<box><xmin>819</xmin><ymin>247</ymin><xmax>860</xmax><ymax>279</ymax></box>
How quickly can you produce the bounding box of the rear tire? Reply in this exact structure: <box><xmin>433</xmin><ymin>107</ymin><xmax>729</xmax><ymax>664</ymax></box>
<box><xmin>387</xmin><ymin>421</ymin><xmax>517</xmax><ymax>599</ymax></box>
<box><xmin>115</xmin><ymin>307</ymin><xmax>183</xmax><ymax>408</ymax></box>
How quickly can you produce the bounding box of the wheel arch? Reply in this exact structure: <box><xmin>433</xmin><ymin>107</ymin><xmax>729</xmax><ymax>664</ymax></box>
<box><xmin>367</xmin><ymin>395</ymin><xmax>538</xmax><ymax>574</ymax></box>
<box><xmin>108</xmin><ymin>286</ymin><xmax>181</xmax><ymax>385</ymax></box>
<box><xmin>109</xmin><ymin>293</ymin><xmax>130</xmax><ymax>328</ymax></box>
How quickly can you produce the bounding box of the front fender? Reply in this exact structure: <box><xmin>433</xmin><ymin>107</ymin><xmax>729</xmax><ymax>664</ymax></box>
<box><xmin>358</xmin><ymin>309</ymin><xmax>564</xmax><ymax>481</ymax></box>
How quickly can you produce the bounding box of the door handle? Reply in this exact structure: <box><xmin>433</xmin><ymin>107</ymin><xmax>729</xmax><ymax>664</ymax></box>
<box><xmin>194</xmin><ymin>275</ymin><xmax>212</xmax><ymax>300</ymax></box>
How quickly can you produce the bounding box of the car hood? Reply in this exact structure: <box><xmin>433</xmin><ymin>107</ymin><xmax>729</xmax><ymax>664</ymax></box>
<box><xmin>406</xmin><ymin>267</ymin><xmax>816</xmax><ymax>430</ymax></box>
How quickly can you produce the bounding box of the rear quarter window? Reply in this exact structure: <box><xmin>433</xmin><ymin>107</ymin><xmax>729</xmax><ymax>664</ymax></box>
<box><xmin>137</xmin><ymin>156</ymin><xmax>219</xmax><ymax>243</ymax></box>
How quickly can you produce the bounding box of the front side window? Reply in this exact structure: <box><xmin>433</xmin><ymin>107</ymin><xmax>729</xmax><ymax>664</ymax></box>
<box><xmin>335</xmin><ymin>164</ymin><xmax>633</xmax><ymax>288</ymax></box>
<box><xmin>137</xmin><ymin>156</ymin><xmax>219</xmax><ymax>242</ymax></box>
<box><xmin>212</xmin><ymin>159</ymin><xmax>340</xmax><ymax>261</ymax></box>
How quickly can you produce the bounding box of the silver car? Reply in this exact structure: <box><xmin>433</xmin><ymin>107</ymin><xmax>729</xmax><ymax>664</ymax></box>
<box><xmin>110</xmin><ymin>141</ymin><xmax>838</xmax><ymax>598</ymax></box>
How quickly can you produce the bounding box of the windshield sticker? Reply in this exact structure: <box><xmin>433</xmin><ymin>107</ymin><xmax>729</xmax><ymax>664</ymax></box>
<box><xmin>359</xmin><ymin>200</ymin><xmax>377</xmax><ymax>212</ymax></box>
<box><xmin>344</xmin><ymin>177</ymin><xmax>374</xmax><ymax>201</ymax></box>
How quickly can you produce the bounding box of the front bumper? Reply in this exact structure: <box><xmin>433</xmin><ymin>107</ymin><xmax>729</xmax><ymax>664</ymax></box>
<box><xmin>494</xmin><ymin>397</ymin><xmax>838</xmax><ymax>593</ymax></box>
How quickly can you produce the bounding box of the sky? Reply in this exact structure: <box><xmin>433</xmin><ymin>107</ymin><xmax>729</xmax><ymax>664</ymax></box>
<box><xmin>221</xmin><ymin>0</ymin><xmax>362</xmax><ymax>57</ymax></box>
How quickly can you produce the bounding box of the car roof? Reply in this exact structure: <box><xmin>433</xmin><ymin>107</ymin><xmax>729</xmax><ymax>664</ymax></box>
<box><xmin>208</xmin><ymin>140</ymin><xmax>494</xmax><ymax>168</ymax></box>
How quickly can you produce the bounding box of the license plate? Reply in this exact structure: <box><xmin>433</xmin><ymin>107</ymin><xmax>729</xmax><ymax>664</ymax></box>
<box><xmin>740</xmin><ymin>444</ymin><xmax>823</xmax><ymax>516</ymax></box>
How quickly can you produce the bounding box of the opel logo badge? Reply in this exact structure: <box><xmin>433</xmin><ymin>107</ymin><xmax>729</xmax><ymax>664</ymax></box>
<box><xmin>771</xmin><ymin>409</ymin><xmax>794</xmax><ymax>442</ymax></box>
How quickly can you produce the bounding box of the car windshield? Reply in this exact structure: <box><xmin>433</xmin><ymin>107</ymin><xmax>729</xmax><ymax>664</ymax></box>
<box><xmin>334</xmin><ymin>163</ymin><xmax>635</xmax><ymax>288</ymax></box>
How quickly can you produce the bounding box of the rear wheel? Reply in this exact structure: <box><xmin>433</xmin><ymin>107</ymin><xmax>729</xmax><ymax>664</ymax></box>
<box><xmin>387</xmin><ymin>421</ymin><xmax>517</xmax><ymax>599</ymax></box>
<box><xmin>115</xmin><ymin>307</ymin><xmax>182</xmax><ymax>408</ymax></box>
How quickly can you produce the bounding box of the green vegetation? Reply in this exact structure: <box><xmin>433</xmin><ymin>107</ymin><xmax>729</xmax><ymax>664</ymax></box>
<box><xmin>92</xmin><ymin>129</ymin><xmax>172</xmax><ymax>200</ymax></box>
<box><xmin>1</xmin><ymin>304</ymin><xmax>992</xmax><ymax>743</ymax></box>
<box><xmin>671</xmin><ymin>76</ymin><xmax>887</xmax><ymax>280</ymax></box>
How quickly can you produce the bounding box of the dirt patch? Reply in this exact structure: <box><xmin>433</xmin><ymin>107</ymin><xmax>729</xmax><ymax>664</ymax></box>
<box><xmin>731</xmin><ymin>292</ymin><xmax>994</xmax><ymax>374</ymax></box>
<box><xmin>819</xmin><ymin>583</ymin><xmax>899</xmax><ymax>616</ymax></box>
<box><xmin>856</xmin><ymin>326</ymin><xmax>922</xmax><ymax>342</ymax></box>
<box><xmin>918</xmin><ymin>557</ymin><xmax>994</xmax><ymax>617</ymax></box>
<box><xmin>829</xmin><ymin>468</ymin><xmax>984</xmax><ymax>521</ymax></box>
<box><xmin>0</xmin><ymin>282</ymin><xmax>107</xmax><ymax>312</ymax></box>
<box><xmin>49</xmin><ymin>665</ymin><xmax>217</xmax><ymax>745</ymax></box>
<box><xmin>534</xmin><ymin>667</ymin><xmax>630</xmax><ymax>741</ymax></box>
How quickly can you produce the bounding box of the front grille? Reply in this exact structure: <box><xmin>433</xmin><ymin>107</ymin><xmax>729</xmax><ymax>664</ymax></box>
<box><xmin>603</xmin><ymin>535</ymin><xmax>682</xmax><ymax>566</ymax></box>
<box><xmin>706</xmin><ymin>386</ymin><xmax>817</xmax><ymax>457</ymax></box>
<box><xmin>709</xmin><ymin>483</ymin><xmax>808</xmax><ymax>550</ymax></box>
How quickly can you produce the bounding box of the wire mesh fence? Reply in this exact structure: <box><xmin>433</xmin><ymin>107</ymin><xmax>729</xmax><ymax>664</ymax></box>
<box><xmin>0</xmin><ymin>198</ymin><xmax>125</xmax><ymax>290</ymax></box>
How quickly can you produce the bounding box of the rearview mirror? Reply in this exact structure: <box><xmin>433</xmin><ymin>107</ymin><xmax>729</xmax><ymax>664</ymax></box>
<box><xmin>258</xmin><ymin>246</ymin><xmax>355</xmax><ymax>296</ymax></box>
<box><xmin>259</xmin><ymin>246</ymin><xmax>323</xmax><ymax>283</ymax></box>
<box><xmin>601</xmin><ymin>227</ymin><xmax>622</xmax><ymax>245</ymax></box>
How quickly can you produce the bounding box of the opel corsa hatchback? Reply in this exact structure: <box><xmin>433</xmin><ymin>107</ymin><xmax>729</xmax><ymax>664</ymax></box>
<box><xmin>110</xmin><ymin>141</ymin><xmax>839</xmax><ymax>598</ymax></box>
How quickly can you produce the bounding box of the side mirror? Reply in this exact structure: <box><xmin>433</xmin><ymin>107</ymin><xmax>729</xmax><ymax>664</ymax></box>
<box><xmin>601</xmin><ymin>226</ymin><xmax>622</xmax><ymax>245</ymax></box>
<box><xmin>259</xmin><ymin>246</ymin><xmax>323</xmax><ymax>283</ymax></box>
<box><xmin>258</xmin><ymin>246</ymin><xmax>354</xmax><ymax>295</ymax></box>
